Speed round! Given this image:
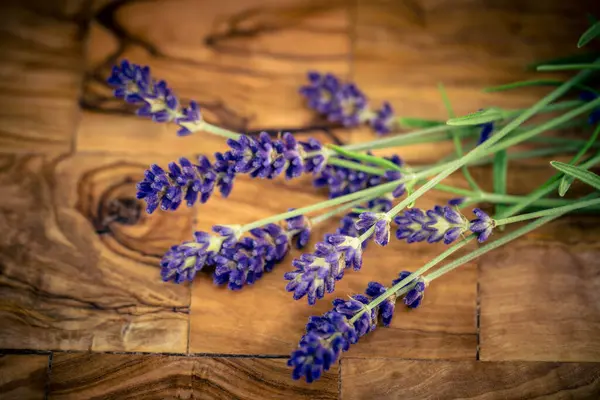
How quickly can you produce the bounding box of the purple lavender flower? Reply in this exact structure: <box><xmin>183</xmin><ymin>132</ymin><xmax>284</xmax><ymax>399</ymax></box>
<box><xmin>136</xmin><ymin>157</ymin><xmax>222</xmax><ymax>213</ymax></box>
<box><xmin>227</xmin><ymin>132</ymin><xmax>307</xmax><ymax>180</ymax></box>
<box><xmin>136</xmin><ymin>156</ymin><xmax>217</xmax><ymax>214</ymax></box>
<box><xmin>394</xmin><ymin>206</ymin><xmax>469</xmax><ymax>245</ymax></box>
<box><xmin>160</xmin><ymin>226</ymin><xmax>238</xmax><ymax>284</ymax></box>
<box><xmin>107</xmin><ymin>60</ymin><xmax>203</xmax><ymax>135</ymax></box>
<box><xmin>213</xmin><ymin>224</ymin><xmax>290</xmax><ymax>290</ymax></box>
<box><xmin>403</xmin><ymin>279</ymin><xmax>427</xmax><ymax>309</ymax></box>
<box><xmin>329</xmin><ymin>83</ymin><xmax>369</xmax><ymax>127</ymax></box>
<box><xmin>356</xmin><ymin>212</ymin><xmax>392</xmax><ymax>246</ymax></box>
<box><xmin>284</xmin><ymin>239</ymin><xmax>343</xmax><ymax>305</ymax></box>
<box><xmin>326</xmin><ymin>234</ymin><xmax>363</xmax><ymax>270</ymax></box>
<box><xmin>286</xmin><ymin>211</ymin><xmax>312</xmax><ymax>249</ymax></box>
<box><xmin>477</xmin><ymin>121</ymin><xmax>495</xmax><ymax>145</ymax></box>
<box><xmin>288</xmin><ymin>311</ymin><xmax>357</xmax><ymax>383</ymax></box>
<box><xmin>213</xmin><ymin>151</ymin><xmax>237</xmax><ymax>197</ymax></box>
<box><xmin>370</xmin><ymin>102</ymin><xmax>396</xmax><ymax>135</ymax></box>
<box><xmin>364</xmin><ymin>282</ymin><xmax>397</xmax><ymax>326</ymax></box>
<box><xmin>580</xmin><ymin>91</ymin><xmax>600</xmax><ymax>125</ymax></box>
<box><xmin>314</xmin><ymin>154</ymin><xmax>404</xmax><ymax>199</ymax></box>
<box><xmin>289</xmin><ymin>270</ymin><xmax>425</xmax><ymax>383</ymax></box>
<box><xmin>469</xmin><ymin>208</ymin><xmax>495</xmax><ymax>243</ymax></box>
<box><xmin>448</xmin><ymin>197</ymin><xmax>466</xmax><ymax>207</ymax></box>
<box><xmin>299</xmin><ymin>71</ymin><xmax>341</xmax><ymax>115</ymax></box>
<box><xmin>299</xmin><ymin>138</ymin><xmax>327</xmax><ymax>174</ymax></box>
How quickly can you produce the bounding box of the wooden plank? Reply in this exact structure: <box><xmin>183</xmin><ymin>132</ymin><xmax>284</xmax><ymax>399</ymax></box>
<box><xmin>479</xmin><ymin>224</ymin><xmax>600</xmax><ymax>361</ymax></box>
<box><xmin>0</xmin><ymin>354</ymin><xmax>49</xmax><ymax>400</ymax></box>
<box><xmin>0</xmin><ymin>153</ymin><xmax>192</xmax><ymax>352</ymax></box>
<box><xmin>0</xmin><ymin>0</ymin><xmax>87</xmax><ymax>153</ymax></box>
<box><xmin>341</xmin><ymin>359</ymin><xmax>600</xmax><ymax>400</ymax></box>
<box><xmin>189</xmin><ymin>174</ymin><xmax>477</xmax><ymax>358</ymax></box>
<box><xmin>49</xmin><ymin>352</ymin><xmax>337</xmax><ymax>399</ymax></box>
<box><xmin>78</xmin><ymin>0</ymin><xmax>352</xmax><ymax>154</ymax></box>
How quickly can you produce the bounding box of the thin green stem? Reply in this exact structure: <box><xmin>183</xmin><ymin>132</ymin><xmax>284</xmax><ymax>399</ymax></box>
<box><xmin>349</xmin><ymin>236</ymin><xmax>474</xmax><ymax>324</ymax></box>
<box><xmin>498</xmin><ymin>151</ymin><xmax>600</xmax><ymax>218</ymax></box>
<box><xmin>438</xmin><ymin>82</ymin><xmax>482</xmax><ymax>192</ymax></box>
<box><xmin>327</xmin><ymin>157</ymin><xmax>387</xmax><ymax>176</ymax></box>
<box><xmin>309</xmin><ymin>193</ymin><xmax>384</xmax><ymax>225</ymax></box>
<box><xmin>426</xmin><ymin>195</ymin><xmax>597</xmax><ymax>282</ymax></box>
<box><xmin>238</xmin><ymin>180</ymin><xmax>400</xmax><ymax>233</ymax></box>
<box><xmin>537</xmin><ymin>64</ymin><xmax>600</xmax><ymax>71</ymax></box>
<box><xmin>361</xmin><ymin>65</ymin><xmax>600</xmax><ymax>243</ymax></box>
<box><xmin>494</xmin><ymin>197</ymin><xmax>600</xmax><ymax>226</ymax></box>
<box><xmin>202</xmin><ymin>122</ymin><xmax>242</xmax><ymax>140</ymax></box>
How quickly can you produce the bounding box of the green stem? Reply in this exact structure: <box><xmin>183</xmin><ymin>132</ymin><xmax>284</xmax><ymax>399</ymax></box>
<box><xmin>327</xmin><ymin>157</ymin><xmax>388</xmax><ymax>176</ymax></box>
<box><xmin>494</xmin><ymin>197</ymin><xmax>600</xmax><ymax>226</ymax></box>
<box><xmin>309</xmin><ymin>193</ymin><xmax>384</xmax><ymax>225</ymax></box>
<box><xmin>438</xmin><ymin>82</ymin><xmax>482</xmax><ymax>192</ymax></box>
<box><xmin>362</xmin><ymin>66</ymin><xmax>600</xmax><ymax>243</ymax></box>
<box><xmin>537</xmin><ymin>64</ymin><xmax>600</xmax><ymax>71</ymax></box>
<box><xmin>425</xmin><ymin>195</ymin><xmax>597</xmax><ymax>282</ymax></box>
<box><xmin>349</xmin><ymin>236</ymin><xmax>474</xmax><ymax>324</ymax></box>
<box><xmin>201</xmin><ymin>122</ymin><xmax>242</xmax><ymax>140</ymax></box>
<box><xmin>238</xmin><ymin>180</ymin><xmax>402</xmax><ymax>232</ymax></box>
<box><xmin>498</xmin><ymin>151</ymin><xmax>600</xmax><ymax>218</ymax></box>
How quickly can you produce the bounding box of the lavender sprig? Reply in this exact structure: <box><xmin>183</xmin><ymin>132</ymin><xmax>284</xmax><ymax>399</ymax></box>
<box><xmin>288</xmin><ymin>270</ymin><xmax>425</xmax><ymax>382</ymax></box>
<box><xmin>107</xmin><ymin>60</ymin><xmax>204</xmax><ymax>136</ymax></box>
<box><xmin>299</xmin><ymin>71</ymin><xmax>398</xmax><ymax>135</ymax></box>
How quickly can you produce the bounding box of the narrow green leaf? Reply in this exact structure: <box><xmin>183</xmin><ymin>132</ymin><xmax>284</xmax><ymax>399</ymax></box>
<box><xmin>558</xmin><ymin>176</ymin><xmax>575</xmax><ymax>197</ymax></box>
<box><xmin>550</xmin><ymin>161</ymin><xmax>600</xmax><ymax>191</ymax></box>
<box><xmin>493</xmin><ymin>150</ymin><xmax>508</xmax><ymax>216</ymax></box>
<box><xmin>557</xmin><ymin>124</ymin><xmax>600</xmax><ymax>197</ymax></box>
<box><xmin>397</xmin><ymin>117</ymin><xmax>445</xmax><ymax>129</ymax></box>
<box><xmin>438</xmin><ymin>82</ymin><xmax>482</xmax><ymax>192</ymax></box>
<box><xmin>484</xmin><ymin>79</ymin><xmax>599</xmax><ymax>94</ymax></box>
<box><xmin>537</xmin><ymin>63</ymin><xmax>600</xmax><ymax>72</ymax></box>
<box><xmin>446</xmin><ymin>108</ymin><xmax>504</xmax><ymax>126</ymax></box>
<box><xmin>578</xmin><ymin>19</ymin><xmax>600</xmax><ymax>48</ymax></box>
<box><xmin>527</xmin><ymin>51</ymin><xmax>600</xmax><ymax>70</ymax></box>
<box><xmin>326</xmin><ymin>144</ymin><xmax>402</xmax><ymax>171</ymax></box>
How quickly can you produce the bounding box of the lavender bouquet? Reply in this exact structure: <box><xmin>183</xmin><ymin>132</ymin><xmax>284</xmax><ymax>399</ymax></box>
<box><xmin>107</xmin><ymin>21</ymin><xmax>600</xmax><ymax>383</ymax></box>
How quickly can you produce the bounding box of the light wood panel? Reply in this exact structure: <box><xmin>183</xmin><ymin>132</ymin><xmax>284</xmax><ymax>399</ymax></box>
<box><xmin>341</xmin><ymin>359</ymin><xmax>600</xmax><ymax>400</ymax></box>
<box><xmin>0</xmin><ymin>0</ymin><xmax>86</xmax><ymax>153</ymax></box>
<box><xmin>49</xmin><ymin>352</ymin><xmax>337</xmax><ymax>399</ymax></box>
<box><xmin>0</xmin><ymin>354</ymin><xmax>49</xmax><ymax>400</ymax></box>
<box><xmin>0</xmin><ymin>153</ymin><xmax>192</xmax><ymax>352</ymax></box>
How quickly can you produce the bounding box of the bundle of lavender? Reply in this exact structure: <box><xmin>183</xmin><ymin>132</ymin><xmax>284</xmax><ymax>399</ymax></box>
<box><xmin>108</xmin><ymin>22</ymin><xmax>600</xmax><ymax>383</ymax></box>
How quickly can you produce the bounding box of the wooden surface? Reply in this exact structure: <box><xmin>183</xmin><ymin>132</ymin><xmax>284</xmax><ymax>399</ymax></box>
<box><xmin>1</xmin><ymin>0</ymin><xmax>600</xmax><ymax>399</ymax></box>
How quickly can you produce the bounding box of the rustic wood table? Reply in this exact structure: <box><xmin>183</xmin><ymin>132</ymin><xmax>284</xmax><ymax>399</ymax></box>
<box><xmin>1</xmin><ymin>0</ymin><xmax>600</xmax><ymax>399</ymax></box>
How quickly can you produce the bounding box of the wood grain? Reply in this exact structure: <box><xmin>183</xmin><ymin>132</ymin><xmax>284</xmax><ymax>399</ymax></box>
<box><xmin>341</xmin><ymin>359</ymin><xmax>600</xmax><ymax>400</ymax></box>
<box><xmin>0</xmin><ymin>354</ymin><xmax>49</xmax><ymax>400</ymax></box>
<box><xmin>78</xmin><ymin>0</ymin><xmax>352</xmax><ymax>154</ymax></box>
<box><xmin>0</xmin><ymin>153</ymin><xmax>192</xmax><ymax>352</ymax></box>
<box><xmin>0</xmin><ymin>0</ymin><xmax>86</xmax><ymax>153</ymax></box>
<box><xmin>49</xmin><ymin>352</ymin><xmax>337</xmax><ymax>399</ymax></box>
<box><xmin>189</xmin><ymin>175</ymin><xmax>478</xmax><ymax>358</ymax></box>
<box><xmin>479</xmin><ymin>226</ymin><xmax>600</xmax><ymax>362</ymax></box>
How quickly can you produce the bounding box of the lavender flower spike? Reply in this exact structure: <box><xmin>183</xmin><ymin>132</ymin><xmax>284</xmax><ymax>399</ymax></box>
<box><xmin>289</xmin><ymin>269</ymin><xmax>425</xmax><ymax>383</ymax></box>
<box><xmin>107</xmin><ymin>60</ymin><xmax>204</xmax><ymax>136</ymax></box>
<box><xmin>370</xmin><ymin>102</ymin><xmax>396</xmax><ymax>135</ymax></box>
<box><xmin>160</xmin><ymin>230</ymin><xmax>228</xmax><ymax>284</ymax></box>
<box><xmin>284</xmin><ymin>234</ymin><xmax>363</xmax><ymax>305</ymax></box>
<box><xmin>469</xmin><ymin>208</ymin><xmax>496</xmax><ymax>243</ymax></box>
<box><xmin>136</xmin><ymin>156</ymin><xmax>218</xmax><ymax>213</ymax></box>
<box><xmin>356</xmin><ymin>212</ymin><xmax>392</xmax><ymax>246</ymax></box>
<box><xmin>394</xmin><ymin>205</ymin><xmax>469</xmax><ymax>245</ymax></box>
